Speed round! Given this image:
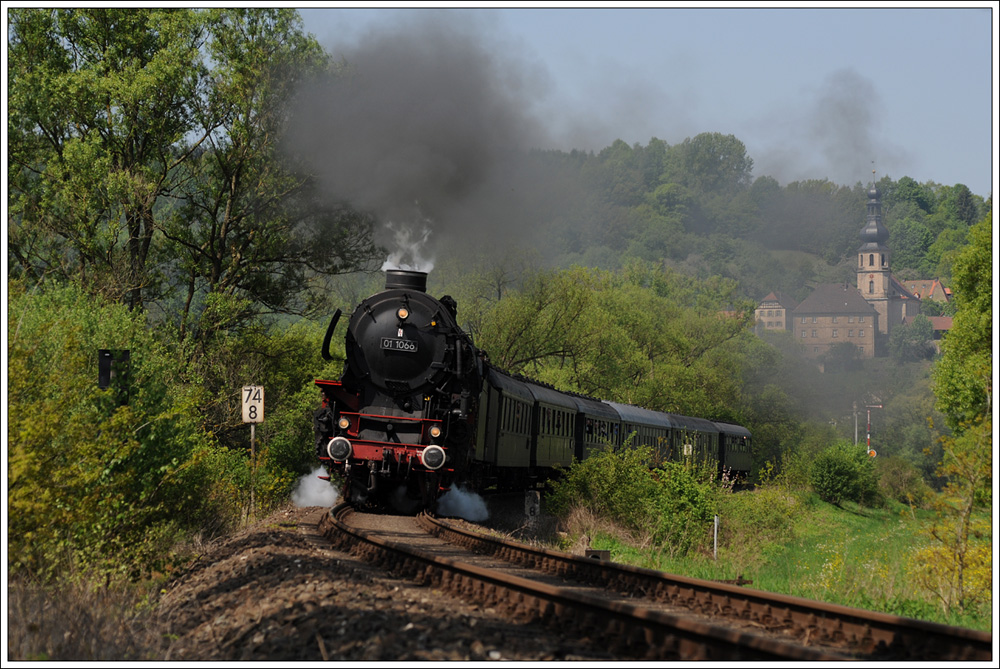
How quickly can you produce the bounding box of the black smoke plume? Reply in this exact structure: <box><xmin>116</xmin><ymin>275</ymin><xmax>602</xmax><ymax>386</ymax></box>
<box><xmin>284</xmin><ymin>12</ymin><xmax>557</xmax><ymax>269</ymax></box>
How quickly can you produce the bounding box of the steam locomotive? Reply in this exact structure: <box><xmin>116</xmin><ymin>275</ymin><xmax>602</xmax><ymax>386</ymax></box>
<box><xmin>313</xmin><ymin>269</ymin><xmax>752</xmax><ymax>513</ymax></box>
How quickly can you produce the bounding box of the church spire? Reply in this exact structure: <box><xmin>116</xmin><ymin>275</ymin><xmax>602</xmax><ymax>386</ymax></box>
<box><xmin>859</xmin><ymin>168</ymin><xmax>889</xmax><ymax>252</ymax></box>
<box><xmin>857</xmin><ymin>169</ymin><xmax>891</xmax><ymax>304</ymax></box>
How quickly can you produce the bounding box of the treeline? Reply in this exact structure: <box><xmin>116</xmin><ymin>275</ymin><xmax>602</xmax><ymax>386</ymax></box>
<box><xmin>518</xmin><ymin>137</ymin><xmax>988</xmax><ymax>306</ymax></box>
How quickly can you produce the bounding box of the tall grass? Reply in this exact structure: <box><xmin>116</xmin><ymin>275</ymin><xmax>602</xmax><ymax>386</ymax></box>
<box><xmin>548</xmin><ymin>450</ymin><xmax>992</xmax><ymax>631</ymax></box>
<box><xmin>7</xmin><ymin>572</ymin><xmax>165</xmax><ymax>661</ymax></box>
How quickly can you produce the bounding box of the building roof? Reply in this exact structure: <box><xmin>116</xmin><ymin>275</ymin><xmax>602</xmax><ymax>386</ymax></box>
<box><xmin>903</xmin><ymin>315</ymin><xmax>953</xmax><ymax>332</ymax></box>
<box><xmin>890</xmin><ymin>276</ymin><xmax>921</xmax><ymax>302</ymax></box>
<box><xmin>758</xmin><ymin>291</ymin><xmax>799</xmax><ymax>310</ymax></box>
<box><xmin>792</xmin><ymin>283</ymin><xmax>878</xmax><ymax>315</ymax></box>
<box><xmin>904</xmin><ymin>278</ymin><xmax>951</xmax><ymax>301</ymax></box>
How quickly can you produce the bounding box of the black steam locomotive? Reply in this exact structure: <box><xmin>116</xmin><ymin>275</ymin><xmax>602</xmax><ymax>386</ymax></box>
<box><xmin>313</xmin><ymin>270</ymin><xmax>752</xmax><ymax>512</ymax></box>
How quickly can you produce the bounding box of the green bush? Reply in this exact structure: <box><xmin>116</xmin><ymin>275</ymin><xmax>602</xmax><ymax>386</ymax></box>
<box><xmin>547</xmin><ymin>443</ymin><xmax>660</xmax><ymax>526</ymax></box>
<box><xmin>809</xmin><ymin>440</ymin><xmax>884</xmax><ymax>508</ymax></box>
<box><xmin>713</xmin><ymin>484</ymin><xmax>800</xmax><ymax>553</ymax></box>
<box><xmin>7</xmin><ymin>281</ymin><xmax>226</xmax><ymax>578</ymax></box>
<box><xmin>548</xmin><ymin>442</ymin><xmax>714</xmax><ymax>557</ymax></box>
<box><xmin>876</xmin><ymin>456</ymin><xmax>931</xmax><ymax>506</ymax></box>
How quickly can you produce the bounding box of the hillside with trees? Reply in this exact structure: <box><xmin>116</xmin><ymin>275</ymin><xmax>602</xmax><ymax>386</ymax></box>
<box><xmin>6</xmin><ymin>7</ymin><xmax>992</xmax><ymax>634</ymax></box>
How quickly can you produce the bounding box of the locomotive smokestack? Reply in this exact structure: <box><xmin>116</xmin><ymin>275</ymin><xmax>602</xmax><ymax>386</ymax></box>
<box><xmin>385</xmin><ymin>269</ymin><xmax>427</xmax><ymax>292</ymax></box>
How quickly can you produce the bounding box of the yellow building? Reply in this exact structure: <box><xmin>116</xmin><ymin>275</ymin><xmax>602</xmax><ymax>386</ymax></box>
<box><xmin>755</xmin><ymin>292</ymin><xmax>798</xmax><ymax>333</ymax></box>
<box><xmin>791</xmin><ymin>283</ymin><xmax>879</xmax><ymax>358</ymax></box>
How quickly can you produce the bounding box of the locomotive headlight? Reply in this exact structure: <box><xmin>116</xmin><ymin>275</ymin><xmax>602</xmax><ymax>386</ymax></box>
<box><xmin>338</xmin><ymin>417</ymin><xmax>350</xmax><ymax>430</ymax></box>
<box><xmin>420</xmin><ymin>445</ymin><xmax>446</xmax><ymax>470</ymax></box>
<box><xmin>327</xmin><ymin>436</ymin><xmax>352</xmax><ymax>461</ymax></box>
<box><xmin>396</xmin><ymin>307</ymin><xmax>409</xmax><ymax>320</ymax></box>
<box><xmin>429</xmin><ymin>425</ymin><xmax>442</xmax><ymax>439</ymax></box>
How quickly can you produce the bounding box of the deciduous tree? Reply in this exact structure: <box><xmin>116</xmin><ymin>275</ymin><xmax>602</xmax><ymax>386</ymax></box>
<box><xmin>8</xmin><ymin>7</ymin><xmax>379</xmax><ymax>328</ymax></box>
<box><xmin>8</xmin><ymin>8</ymin><xmax>208</xmax><ymax>308</ymax></box>
<box><xmin>918</xmin><ymin>212</ymin><xmax>993</xmax><ymax>614</ymax></box>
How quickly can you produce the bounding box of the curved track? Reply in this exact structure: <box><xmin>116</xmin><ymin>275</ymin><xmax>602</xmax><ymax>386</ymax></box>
<box><xmin>323</xmin><ymin>505</ymin><xmax>892</xmax><ymax>661</ymax></box>
<box><xmin>420</xmin><ymin>511</ymin><xmax>992</xmax><ymax>662</ymax></box>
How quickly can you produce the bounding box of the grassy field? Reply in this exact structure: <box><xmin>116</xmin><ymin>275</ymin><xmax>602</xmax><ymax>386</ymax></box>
<box><xmin>573</xmin><ymin>491</ymin><xmax>992</xmax><ymax>633</ymax></box>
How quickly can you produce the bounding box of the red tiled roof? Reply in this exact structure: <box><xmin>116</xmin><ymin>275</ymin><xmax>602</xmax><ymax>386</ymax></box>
<box><xmin>902</xmin><ymin>315</ymin><xmax>953</xmax><ymax>331</ymax></box>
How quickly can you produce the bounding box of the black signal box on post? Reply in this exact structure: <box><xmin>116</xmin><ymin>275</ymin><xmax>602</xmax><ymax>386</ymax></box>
<box><xmin>98</xmin><ymin>349</ymin><xmax>131</xmax><ymax>405</ymax></box>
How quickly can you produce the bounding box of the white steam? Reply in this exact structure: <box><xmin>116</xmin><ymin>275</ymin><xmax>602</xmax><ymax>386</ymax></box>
<box><xmin>292</xmin><ymin>468</ymin><xmax>340</xmax><ymax>507</ymax></box>
<box><xmin>380</xmin><ymin>219</ymin><xmax>435</xmax><ymax>273</ymax></box>
<box><xmin>436</xmin><ymin>485</ymin><xmax>489</xmax><ymax>522</ymax></box>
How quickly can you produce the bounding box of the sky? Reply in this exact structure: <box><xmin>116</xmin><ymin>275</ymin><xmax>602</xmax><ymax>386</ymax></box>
<box><xmin>297</xmin><ymin>3</ymin><xmax>997</xmax><ymax>200</ymax></box>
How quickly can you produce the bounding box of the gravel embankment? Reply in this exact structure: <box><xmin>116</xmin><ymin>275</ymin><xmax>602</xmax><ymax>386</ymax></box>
<box><xmin>155</xmin><ymin>503</ymin><xmax>616</xmax><ymax>662</ymax></box>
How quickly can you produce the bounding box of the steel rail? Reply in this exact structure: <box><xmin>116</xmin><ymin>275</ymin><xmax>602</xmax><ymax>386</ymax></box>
<box><xmin>320</xmin><ymin>504</ymin><xmax>849</xmax><ymax>661</ymax></box>
<box><xmin>422</xmin><ymin>511</ymin><xmax>992</xmax><ymax>662</ymax></box>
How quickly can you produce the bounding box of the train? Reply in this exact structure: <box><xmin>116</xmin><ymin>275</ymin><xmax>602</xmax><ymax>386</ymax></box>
<box><xmin>313</xmin><ymin>269</ymin><xmax>752</xmax><ymax>513</ymax></box>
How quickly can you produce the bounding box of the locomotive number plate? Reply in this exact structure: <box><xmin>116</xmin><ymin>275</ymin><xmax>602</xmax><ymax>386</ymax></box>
<box><xmin>381</xmin><ymin>337</ymin><xmax>418</xmax><ymax>352</ymax></box>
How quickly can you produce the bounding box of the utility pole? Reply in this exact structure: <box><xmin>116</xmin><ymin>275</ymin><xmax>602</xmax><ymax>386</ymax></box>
<box><xmin>865</xmin><ymin>404</ymin><xmax>882</xmax><ymax>456</ymax></box>
<box><xmin>853</xmin><ymin>401</ymin><xmax>858</xmax><ymax>445</ymax></box>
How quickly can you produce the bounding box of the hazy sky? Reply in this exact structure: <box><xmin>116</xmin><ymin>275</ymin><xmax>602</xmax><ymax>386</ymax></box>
<box><xmin>299</xmin><ymin>3</ymin><xmax>996</xmax><ymax>199</ymax></box>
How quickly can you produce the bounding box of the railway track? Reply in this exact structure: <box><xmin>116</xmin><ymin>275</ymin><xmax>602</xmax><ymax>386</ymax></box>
<box><xmin>319</xmin><ymin>503</ymin><xmax>988</xmax><ymax>661</ymax></box>
<box><xmin>420</xmin><ymin>510</ymin><xmax>993</xmax><ymax>662</ymax></box>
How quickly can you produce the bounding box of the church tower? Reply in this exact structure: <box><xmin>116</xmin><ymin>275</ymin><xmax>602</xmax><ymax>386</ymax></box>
<box><xmin>857</xmin><ymin>181</ymin><xmax>891</xmax><ymax>314</ymax></box>
<box><xmin>856</xmin><ymin>175</ymin><xmax>920</xmax><ymax>347</ymax></box>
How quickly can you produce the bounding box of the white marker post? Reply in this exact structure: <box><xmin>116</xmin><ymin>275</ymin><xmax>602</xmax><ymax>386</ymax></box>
<box><xmin>242</xmin><ymin>386</ymin><xmax>264</xmax><ymax>516</ymax></box>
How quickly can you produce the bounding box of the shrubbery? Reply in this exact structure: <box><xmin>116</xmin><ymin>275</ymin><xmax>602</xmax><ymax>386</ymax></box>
<box><xmin>9</xmin><ymin>281</ymin><xmax>210</xmax><ymax>577</ymax></box>
<box><xmin>875</xmin><ymin>456</ymin><xmax>932</xmax><ymax>506</ymax></box>
<box><xmin>7</xmin><ymin>280</ymin><xmax>325</xmax><ymax>579</ymax></box>
<box><xmin>713</xmin><ymin>485</ymin><xmax>800</xmax><ymax>562</ymax></box>
<box><xmin>808</xmin><ymin>441</ymin><xmax>884</xmax><ymax>508</ymax></box>
<box><xmin>548</xmin><ymin>442</ymin><xmax>715</xmax><ymax>557</ymax></box>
